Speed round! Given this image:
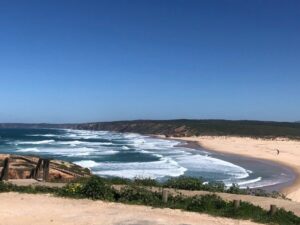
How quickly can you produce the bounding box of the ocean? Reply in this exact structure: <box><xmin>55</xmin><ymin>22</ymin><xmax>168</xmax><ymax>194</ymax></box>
<box><xmin>0</xmin><ymin>128</ymin><xmax>294</xmax><ymax>189</ymax></box>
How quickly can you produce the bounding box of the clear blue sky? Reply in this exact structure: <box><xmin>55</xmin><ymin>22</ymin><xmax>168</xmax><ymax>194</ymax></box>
<box><xmin>0</xmin><ymin>0</ymin><xmax>299</xmax><ymax>123</ymax></box>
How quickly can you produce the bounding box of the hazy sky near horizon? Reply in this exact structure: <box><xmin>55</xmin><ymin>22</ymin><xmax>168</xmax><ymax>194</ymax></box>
<box><xmin>0</xmin><ymin>0</ymin><xmax>299</xmax><ymax>123</ymax></box>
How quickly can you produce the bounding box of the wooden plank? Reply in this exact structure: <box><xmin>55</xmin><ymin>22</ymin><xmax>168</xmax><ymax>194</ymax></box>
<box><xmin>43</xmin><ymin>159</ymin><xmax>50</xmax><ymax>181</ymax></box>
<box><xmin>0</xmin><ymin>157</ymin><xmax>10</xmax><ymax>181</ymax></box>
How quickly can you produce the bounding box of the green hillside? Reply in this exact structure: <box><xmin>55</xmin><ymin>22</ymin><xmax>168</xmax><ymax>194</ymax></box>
<box><xmin>75</xmin><ymin>119</ymin><xmax>300</xmax><ymax>139</ymax></box>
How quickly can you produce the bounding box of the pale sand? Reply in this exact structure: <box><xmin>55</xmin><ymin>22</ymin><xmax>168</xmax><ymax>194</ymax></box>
<box><xmin>170</xmin><ymin>136</ymin><xmax>300</xmax><ymax>202</ymax></box>
<box><xmin>0</xmin><ymin>192</ymin><xmax>258</xmax><ymax>225</ymax></box>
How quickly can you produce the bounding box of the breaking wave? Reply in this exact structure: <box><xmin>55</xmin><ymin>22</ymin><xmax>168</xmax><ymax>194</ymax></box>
<box><xmin>16</xmin><ymin>140</ymin><xmax>55</xmax><ymax>145</ymax></box>
<box><xmin>2</xmin><ymin>128</ymin><xmax>290</xmax><ymax>188</ymax></box>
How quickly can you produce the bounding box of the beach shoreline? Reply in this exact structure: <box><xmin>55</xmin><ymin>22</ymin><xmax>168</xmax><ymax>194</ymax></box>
<box><xmin>178</xmin><ymin>139</ymin><xmax>296</xmax><ymax>192</ymax></box>
<box><xmin>161</xmin><ymin>135</ymin><xmax>300</xmax><ymax>202</ymax></box>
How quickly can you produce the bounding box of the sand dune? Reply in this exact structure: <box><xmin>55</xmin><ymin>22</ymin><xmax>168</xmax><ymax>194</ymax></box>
<box><xmin>172</xmin><ymin>136</ymin><xmax>300</xmax><ymax>202</ymax></box>
<box><xmin>0</xmin><ymin>192</ymin><xmax>258</xmax><ymax>225</ymax></box>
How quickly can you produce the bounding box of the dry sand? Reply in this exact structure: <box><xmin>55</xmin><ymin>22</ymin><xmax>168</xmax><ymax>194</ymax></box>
<box><xmin>0</xmin><ymin>192</ymin><xmax>258</xmax><ymax>225</ymax></box>
<box><xmin>172</xmin><ymin>136</ymin><xmax>300</xmax><ymax>202</ymax></box>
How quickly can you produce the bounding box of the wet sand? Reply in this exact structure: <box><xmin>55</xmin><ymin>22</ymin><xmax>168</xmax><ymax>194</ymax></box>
<box><xmin>180</xmin><ymin>140</ymin><xmax>296</xmax><ymax>193</ymax></box>
<box><xmin>169</xmin><ymin>136</ymin><xmax>300</xmax><ymax>202</ymax></box>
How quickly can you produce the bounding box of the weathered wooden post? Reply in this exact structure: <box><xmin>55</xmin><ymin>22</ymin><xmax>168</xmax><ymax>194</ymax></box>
<box><xmin>233</xmin><ymin>199</ymin><xmax>241</xmax><ymax>209</ymax></box>
<box><xmin>162</xmin><ymin>189</ymin><xmax>168</xmax><ymax>203</ymax></box>
<box><xmin>30</xmin><ymin>168</ymin><xmax>35</xmax><ymax>178</ymax></box>
<box><xmin>34</xmin><ymin>158</ymin><xmax>43</xmax><ymax>180</ymax></box>
<box><xmin>43</xmin><ymin>159</ymin><xmax>50</xmax><ymax>182</ymax></box>
<box><xmin>0</xmin><ymin>157</ymin><xmax>10</xmax><ymax>181</ymax></box>
<box><xmin>270</xmin><ymin>204</ymin><xmax>277</xmax><ymax>215</ymax></box>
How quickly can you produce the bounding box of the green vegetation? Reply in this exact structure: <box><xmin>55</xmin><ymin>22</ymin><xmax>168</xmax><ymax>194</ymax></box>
<box><xmin>0</xmin><ymin>181</ymin><xmax>59</xmax><ymax>194</ymax></box>
<box><xmin>1</xmin><ymin>176</ymin><xmax>299</xmax><ymax>225</ymax></box>
<box><xmin>58</xmin><ymin>176</ymin><xmax>115</xmax><ymax>200</ymax></box>
<box><xmin>75</xmin><ymin>119</ymin><xmax>300</xmax><ymax>139</ymax></box>
<box><xmin>163</xmin><ymin>176</ymin><xmax>226</xmax><ymax>192</ymax></box>
<box><xmin>103</xmin><ymin>176</ymin><xmax>285</xmax><ymax>199</ymax></box>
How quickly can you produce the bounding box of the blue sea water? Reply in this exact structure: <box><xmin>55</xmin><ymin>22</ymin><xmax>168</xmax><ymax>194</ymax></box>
<box><xmin>0</xmin><ymin>128</ymin><xmax>294</xmax><ymax>189</ymax></box>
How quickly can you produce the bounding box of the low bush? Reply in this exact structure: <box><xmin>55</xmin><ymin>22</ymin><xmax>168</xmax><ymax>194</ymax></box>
<box><xmin>80</xmin><ymin>176</ymin><xmax>115</xmax><ymax>200</ymax></box>
<box><xmin>133</xmin><ymin>177</ymin><xmax>160</xmax><ymax>187</ymax></box>
<box><xmin>0</xmin><ymin>181</ymin><xmax>11</xmax><ymax>192</ymax></box>
<box><xmin>106</xmin><ymin>177</ymin><xmax>131</xmax><ymax>185</ymax></box>
<box><xmin>57</xmin><ymin>183</ymin><xmax>83</xmax><ymax>198</ymax></box>
<box><xmin>118</xmin><ymin>185</ymin><xmax>162</xmax><ymax>206</ymax></box>
<box><xmin>227</xmin><ymin>183</ymin><xmax>246</xmax><ymax>194</ymax></box>
<box><xmin>0</xmin><ymin>181</ymin><xmax>59</xmax><ymax>194</ymax></box>
<box><xmin>58</xmin><ymin>176</ymin><xmax>115</xmax><ymax>200</ymax></box>
<box><xmin>163</xmin><ymin>176</ymin><xmax>204</xmax><ymax>190</ymax></box>
<box><xmin>186</xmin><ymin>194</ymin><xmax>228</xmax><ymax>213</ymax></box>
<box><xmin>1</xmin><ymin>178</ymin><xmax>300</xmax><ymax>225</ymax></box>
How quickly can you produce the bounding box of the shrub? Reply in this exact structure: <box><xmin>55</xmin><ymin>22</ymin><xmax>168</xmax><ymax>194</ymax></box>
<box><xmin>0</xmin><ymin>181</ymin><xmax>11</xmax><ymax>192</ymax></box>
<box><xmin>58</xmin><ymin>176</ymin><xmax>116</xmax><ymax>200</ymax></box>
<box><xmin>271</xmin><ymin>208</ymin><xmax>300</xmax><ymax>225</ymax></box>
<box><xmin>0</xmin><ymin>181</ymin><xmax>58</xmax><ymax>194</ymax></box>
<box><xmin>58</xmin><ymin>183</ymin><xmax>83</xmax><ymax>198</ymax></box>
<box><xmin>79</xmin><ymin>176</ymin><xmax>115</xmax><ymax>200</ymax></box>
<box><xmin>186</xmin><ymin>194</ymin><xmax>227</xmax><ymax>213</ymax></box>
<box><xmin>163</xmin><ymin>176</ymin><xmax>204</xmax><ymax>190</ymax></box>
<box><xmin>133</xmin><ymin>177</ymin><xmax>160</xmax><ymax>187</ymax></box>
<box><xmin>118</xmin><ymin>185</ymin><xmax>162</xmax><ymax>206</ymax></box>
<box><xmin>227</xmin><ymin>183</ymin><xmax>245</xmax><ymax>194</ymax></box>
<box><xmin>201</xmin><ymin>181</ymin><xmax>226</xmax><ymax>192</ymax></box>
<box><xmin>106</xmin><ymin>177</ymin><xmax>132</xmax><ymax>185</ymax></box>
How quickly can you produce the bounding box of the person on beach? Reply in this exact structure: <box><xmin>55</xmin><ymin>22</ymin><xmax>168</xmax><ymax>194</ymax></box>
<box><xmin>276</xmin><ymin>149</ymin><xmax>280</xmax><ymax>155</ymax></box>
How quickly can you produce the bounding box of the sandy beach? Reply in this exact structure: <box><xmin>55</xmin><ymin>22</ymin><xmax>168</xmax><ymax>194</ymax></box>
<box><xmin>171</xmin><ymin>136</ymin><xmax>300</xmax><ymax>202</ymax></box>
<box><xmin>0</xmin><ymin>192</ymin><xmax>259</xmax><ymax>225</ymax></box>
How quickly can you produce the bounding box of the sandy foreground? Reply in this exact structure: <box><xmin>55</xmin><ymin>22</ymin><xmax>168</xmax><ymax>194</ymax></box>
<box><xmin>0</xmin><ymin>192</ymin><xmax>258</xmax><ymax>225</ymax></box>
<box><xmin>172</xmin><ymin>136</ymin><xmax>300</xmax><ymax>202</ymax></box>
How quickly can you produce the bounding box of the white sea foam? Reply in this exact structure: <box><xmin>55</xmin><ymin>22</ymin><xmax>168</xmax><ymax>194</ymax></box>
<box><xmin>16</xmin><ymin>140</ymin><xmax>55</xmax><ymax>145</ymax></box>
<box><xmin>17</xmin><ymin>148</ymin><xmax>40</xmax><ymax>152</ymax></box>
<box><xmin>74</xmin><ymin>160</ymin><xmax>99</xmax><ymax>168</ymax></box>
<box><xmin>98</xmin><ymin>142</ymin><xmax>113</xmax><ymax>145</ymax></box>
<box><xmin>27</xmin><ymin>134</ymin><xmax>58</xmax><ymax>137</ymax></box>
<box><xmin>175</xmin><ymin>154</ymin><xmax>249</xmax><ymax>180</ymax></box>
<box><xmin>17</xmin><ymin>145</ymin><xmax>119</xmax><ymax>157</ymax></box>
<box><xmin>94</xmin><ymin>150</ymin><xmax>119</xmax><ymax>155</ymax></box>
<box><xmin>235</xmin><ymin>177</ymin><xmax>262</xmax><ymax>186</ymax></box>
<box><xmin>95</xmin><ymin>160</ymin><xmax>187</xmax><ymax>179</ymax></box>
<box><xmin>58</xmin><ymin>140</ymin><xmax>85</xmax><ymax>146</ymax></box>
<box><xmin>7</xmin><ymin>129</ymin><xmax>269</xmax><ymax>188</ymax></box>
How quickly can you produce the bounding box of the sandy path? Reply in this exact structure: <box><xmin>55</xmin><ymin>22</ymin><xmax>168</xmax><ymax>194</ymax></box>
<box><xmin>6</xmin><ymin>179</ymin><xmax>300</xmax><ymax>216</ymax></box>
<box><xmin>171</xmin><ymin>136</ymin><xmax>300</xmax><ymax>202</ymax></box>
<box><xmin>0</xmin><ymin>193</ymin><xmax>258</xmax><ymax>225</ymax></box>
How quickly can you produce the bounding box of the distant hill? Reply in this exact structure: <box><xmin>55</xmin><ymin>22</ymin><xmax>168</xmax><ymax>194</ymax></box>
<box><xmin>74</xmin><ymin>119</ymin><xmax>300</xmax><ymax>140</ymax></box>
<box><xmin>1</xmin><ymin>120</ymin><xmax>300</xmax><ymax>139</ymax></box>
